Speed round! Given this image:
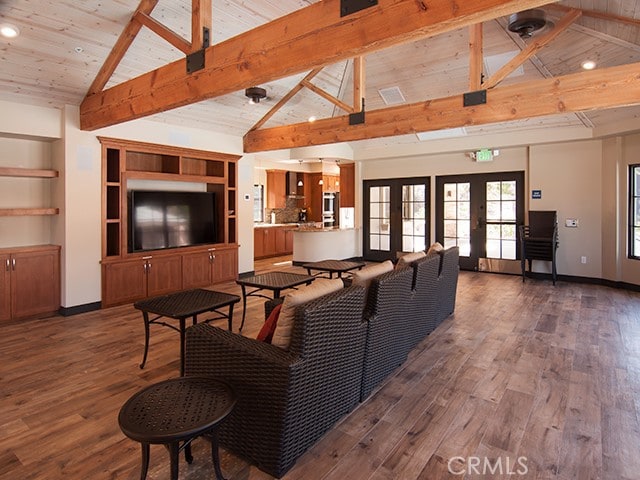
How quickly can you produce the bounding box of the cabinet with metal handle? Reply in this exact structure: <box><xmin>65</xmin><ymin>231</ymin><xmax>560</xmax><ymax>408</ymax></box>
<box><xmin>0</xmin><ymin>245</ymin><xmax>60</xmax><ymax>321</ymax></box>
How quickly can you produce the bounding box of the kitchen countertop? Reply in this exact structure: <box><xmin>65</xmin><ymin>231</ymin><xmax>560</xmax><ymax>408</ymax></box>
<box><xmin>254</xmin><ymin>223</ymin><xmax>301</xmax><ymax>228</ymax></box>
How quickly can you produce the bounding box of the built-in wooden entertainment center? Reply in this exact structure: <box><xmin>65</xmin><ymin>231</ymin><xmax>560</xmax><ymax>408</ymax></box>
<box><xmin>99</xmin><ymin>137</ymin><xmax>240</xmax><ymax>307</ymax></box>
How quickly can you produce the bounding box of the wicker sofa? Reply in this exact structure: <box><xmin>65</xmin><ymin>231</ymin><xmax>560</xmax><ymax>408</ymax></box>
<box><xmin>184</xmin><ymin>246</ymin><xmax>459</xmax><ymax>478</ymax></box>
<box><xmin>360</xmin><ymin>246</ymin><xmax>459</xmax><ymax>400</ymax></box>
<box><xmin>185</xmin><ymin>285</ymin><xmax>367</xmax><ymax>478</ymax></box>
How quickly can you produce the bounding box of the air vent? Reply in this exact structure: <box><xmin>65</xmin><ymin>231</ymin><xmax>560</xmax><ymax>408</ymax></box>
<box><xmin>378</xmin><ymin>86</ymin><xmax>406</xmax><ymax>105</ymax></box>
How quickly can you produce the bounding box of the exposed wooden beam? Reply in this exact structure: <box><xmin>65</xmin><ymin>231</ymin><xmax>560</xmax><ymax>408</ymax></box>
<box><xmin>249</xmin><ymin>68</ymin><xmax>324</xmax><ymax>132</ymax></box>
<box><xmin>353</xmin><ymin>56</ymin><xmax>365</xmax><ymax>112</ymax></box>
<box><xmin>86</xmin><ymin>0</ymin><xmax>159</xmax><ymax>96</ymax></box>
<box><xmin>243</xmin><ymin>62</ymin><xmax>640</xmax><ymax>152</ymax></box>
<box><xmin>301</xmin><ymin>79</ymin><xmax>355</xmax><ymax>114</ymax></box>
<box><xmin>547</xmin><ymin>4</ymin><xmax>640</xmax><ymax>28</ymax></box>
<box><xmin>469</xmin><ymin>24</ymin><xmax>484</xmax><ymax>91</ymax></box>
<box><xmin>134</xmin><ymin>12</ymin><xmax>192</xmax><ymax>54</ymax></box>
<box><xmin>192</xmin><ymin>0</ymin><xmax>212</xmax><ymax>52</ymax></box>
<box><xmin>483</xmin><ymin>9</ymin><xmax>582</xmax><ymax>89</ymax></box>
<box><xmin>80</xmin><ymin>0</ymin><xmax>557</xmax><ymax>130</ymax></box>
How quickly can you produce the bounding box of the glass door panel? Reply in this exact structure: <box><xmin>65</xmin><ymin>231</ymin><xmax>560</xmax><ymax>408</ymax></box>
<box><xmin>363</xmin><ymin>177</ymin><xmax>430</xmax><ymax>262</ymax></box>
<box><xmin>436</xmin><ymin>172</ymin><xmax>524</xmax><ymax>271</ymax></box>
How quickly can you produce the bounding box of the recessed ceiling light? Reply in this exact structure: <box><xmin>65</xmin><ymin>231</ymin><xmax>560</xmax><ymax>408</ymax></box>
<box><xmin>74</xmin><ymin>46</ymin><xmax>84</xmax><ymax>54</ymax></box>
<box><xmin>0</xmin><ymin>23</ymin><xmax>20</xmax><ymax>39</ymax></box>
<box><xmin>581</xmin><ymin>60</ymin><xmax>596</xmax><ymax>70</ymax></box>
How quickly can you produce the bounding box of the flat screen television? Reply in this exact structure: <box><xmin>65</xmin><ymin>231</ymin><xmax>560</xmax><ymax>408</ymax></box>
<box><xmin>128</xmin><ymin>190</ymin><xmax>217</xmax><ymax>252</ymax></box>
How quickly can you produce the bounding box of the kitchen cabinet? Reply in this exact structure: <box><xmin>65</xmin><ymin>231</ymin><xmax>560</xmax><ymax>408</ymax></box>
<box><xmin>0</xmin><ymin>245</ymin><xmax>60</xmax><ymax>321</ymax></box>
<box><xmin>322</xmin><ymin>174</ymin><xmax>340</xmax><ymax>193</ymax></box>
<box><xmin>308</xmin><ymin>173</ymin><xmax>323</xmax><ymax>222</ymax></box>
<box><xmin>266</xmin><ymin>169</ymin><xmax>287</xmax><ymax>208</ymax></box>
<box><xmin>254</xmin><ymin>226</ymin><xmax>295</xmax><ymax>259</ymax></box>
<box><xmin>339</xmin><ymin>163</ymin><xmax>355</xmax><ymax>208</ymax></box>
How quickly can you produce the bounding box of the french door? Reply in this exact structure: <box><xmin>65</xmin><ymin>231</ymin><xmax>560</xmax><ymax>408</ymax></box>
<box><xmin>435</xmin><ymin>171</ymin><xmax>525</xmax><ymax>271</ymax></box>
<box><xmin>363</xmin><ymin>177</ymin><xmax>430</xmax><ymax>262</ymax></box>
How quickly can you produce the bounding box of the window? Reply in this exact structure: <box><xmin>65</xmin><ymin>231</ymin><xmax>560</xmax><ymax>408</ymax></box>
<box><xmin>485</xmin><ymin>180</ymin><xmax>517</xmax><ymax>260</ymax></box>
<box><xmin>631</xmin><ymin>165</ymin><xmax>640</xmax><ymax>259</ymax></box>
<box><xmin>402</xmin><ymin>184</ymin><xmax>427</xmax><ymax>252</ymax></box>
<box><xmin>253</xmin><ymin>184</ymin><xmax>264</xmax><ymax>222</ymax></box>
<box><xmin>443</xmin><ymin>182</ymin><xmax>471</xmax><ymax>256</ymax></box>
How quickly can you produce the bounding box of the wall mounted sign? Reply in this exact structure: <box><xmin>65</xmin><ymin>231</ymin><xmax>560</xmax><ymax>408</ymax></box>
<box><xmin>531</xmin><ymin>189</ymin><xmax>542</xmax><ymax>199</ymax></box>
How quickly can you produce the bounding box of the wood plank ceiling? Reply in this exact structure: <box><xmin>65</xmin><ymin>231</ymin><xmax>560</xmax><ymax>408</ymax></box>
<box><xmin>1</xmin><ymin>0</ymin><xmax>640</xmax><ymax>152</ymax></box>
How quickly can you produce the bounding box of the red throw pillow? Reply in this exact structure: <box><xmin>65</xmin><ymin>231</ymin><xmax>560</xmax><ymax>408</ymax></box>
<box><xmin>257</xmin><ymin>303</ymin><xmax>282</xmax><ymax>343</ymax></box>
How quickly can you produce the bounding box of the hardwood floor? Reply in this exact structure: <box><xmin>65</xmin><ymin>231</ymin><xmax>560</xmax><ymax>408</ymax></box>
<box><xmin>2</xmin><ymin>256</ymin><xmax>640</xmax><ymax>479</ymax></box>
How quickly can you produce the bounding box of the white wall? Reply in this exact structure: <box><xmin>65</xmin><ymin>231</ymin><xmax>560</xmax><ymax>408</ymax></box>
<box><xmin>529</xmin><ymin>141</ymin><xmax>603</xmax><ymax>278</ymax></box>
<box><xmin>619</xmin><ymin>133</ymin><xmax>640</xmax><ymax>284</ymax></box>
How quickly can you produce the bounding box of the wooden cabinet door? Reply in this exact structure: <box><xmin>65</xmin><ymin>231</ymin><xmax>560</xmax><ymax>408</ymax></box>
<box><xmin>146</xmin><ymin>255</ymin><xmax>183</xmax><ymax>297</ymax></box>
<box><xmin>285</xmin><ymin>229</ymin><xmax>294</xmax><ymax>254</ymax></box>
<box><xmin>309</xmin><ymin>173</ymin><xmax>323</xmax><ymax>222</ymax></box>
<box><xmin>275</xmin><ymin>227</ymin><xmax>287</xmax><ymax>254</ymax></box>
<box><xmin>254</xmin><ymin>229</ymin><xmax>266</xmax><ymax>259</ymax></box>
<box><xmin>264</xmin><ymin>228</ymin><xmax>277</xmax><ymax>257</ymax></box>
<box><xmin>339</xmin><ymin>163</ymin><xmax>355</xmax><ymax>207</ymax></box>
<box><xmin>0</xmin><ymin>254</ymin><xmax>10</xmax><ymax>321</ymax></box>
<box><xmin>212</xmin><ymin>248</ymin><xmax>238</xmax><ymax>283</ymax></box>
<box><xmin>11</xmin><ymin>249</ymin><xmax>60</xmax><ymax>319</ymax></box>
<box><xmin>182</xmin><ymin>250</ymin><xmax>213</xmax><ymax>289</ymax></box>
<box><xmin>266</xmin><ymin>170</ymin><xmax>287</xmax><ymax>208</ymax></box>
<box><xmin>103</xmin><ymin>259</ymin><xmax>147</xmax><ymax>306</ymax></box>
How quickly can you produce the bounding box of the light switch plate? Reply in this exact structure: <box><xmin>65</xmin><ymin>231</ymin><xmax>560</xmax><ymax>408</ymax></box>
<box><xmin>565</xmin><ymin>218</ymin><xmax>578</xmax><ymax>228</ymax></box>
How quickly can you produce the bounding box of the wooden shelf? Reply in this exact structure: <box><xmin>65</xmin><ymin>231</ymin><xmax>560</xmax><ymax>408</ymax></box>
<box><xmin>0</xmin><ymin>208</ymin><xmax>59</xmax><ymax>216</ymax></box>
<box><xmin>0</xmin><ymin>167</ymin><xmax>59</xmax><ymax>178</ymax></box>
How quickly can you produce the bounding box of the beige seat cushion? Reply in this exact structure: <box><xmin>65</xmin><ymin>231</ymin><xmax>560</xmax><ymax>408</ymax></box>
<box><xmin>271</xmin><ymin>278</ymin><xmax>344</xmax><ymax>349</ymax></box>
<box><xmin>396</xmin><ymin>250</ymin><xmax>426</xmax><ymax>269</ymax></box>
<box><xmin>427</xmin><ymin>242</ymin><xmax>444</xmax><ymax>255</ymax></box>
<box><xmin>351</xmin><ymin>260</ymin><xmax>394</xmax><ymax>287</ymax></box>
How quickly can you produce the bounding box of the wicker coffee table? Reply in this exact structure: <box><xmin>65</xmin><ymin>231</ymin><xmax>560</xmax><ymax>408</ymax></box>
<box><xmin>235</xmin><ymin>271</ymin><xmax>314</xmax><ymax>330</ymax></box>
<box><xmin>134</xmin><ymin>289</ymin><xmax>240</xmax><ymax>376</ymax></box>
<box><xmin>118</xmin><ymin>376</ymin><xmax>236</xmax><ymax>480</ymax></box>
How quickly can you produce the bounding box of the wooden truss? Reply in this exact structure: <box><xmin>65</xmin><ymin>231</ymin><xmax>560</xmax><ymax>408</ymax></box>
<box><xmin>80</xmin><ymin>0</ymin><xmax>640</xmax><ymax>153</ymax></box>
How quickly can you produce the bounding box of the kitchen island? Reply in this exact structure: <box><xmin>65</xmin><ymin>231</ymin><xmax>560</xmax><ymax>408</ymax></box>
<box><xmin>292</xmin><ymin>227</ymin><xmax>360</xmax><ymax>264</ymax></box>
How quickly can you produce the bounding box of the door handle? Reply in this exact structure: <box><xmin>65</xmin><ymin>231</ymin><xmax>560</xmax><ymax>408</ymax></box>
<box><xmin>12</xmin><ymin>258</ymin><xmax>16</xmax><ymax>271</ymax></box>
<box><xmin>5</xmin><ymin>258</ymin><xmax>9</xmax><ymax>271</ymax></box>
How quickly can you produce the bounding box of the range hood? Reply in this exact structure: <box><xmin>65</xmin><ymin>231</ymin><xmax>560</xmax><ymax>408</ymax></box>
<box><xmin>286</xmin><ymin>171</ymin><xmax>305</xmax><ymax>198</ymax></box>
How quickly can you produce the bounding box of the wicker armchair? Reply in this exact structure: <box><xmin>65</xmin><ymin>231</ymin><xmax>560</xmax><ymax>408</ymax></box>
<box><xmin>409</xmin><ymin>253</ymin><xmax>441</xmax><ymax>339</ymax></box>
<box><xmin>436</xmin><ymin>246</ymin><xmax>460</xmax><ymax>325</ymax></box>
<box><xmin>184</xmin><ymin>285</ymin><xmax>367</xmax><ymax>478</ymax></box>
<box><xmin>360</xmin><ymin>266</ymin><xmax>415</xmax><ymax>400</ymax></box>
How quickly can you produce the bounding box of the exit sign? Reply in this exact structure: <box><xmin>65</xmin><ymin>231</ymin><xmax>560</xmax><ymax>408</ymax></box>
<box><xmin>475</xmin><ymin>149</ymin><xmax>493</xmax><ymax>162</ymax></box>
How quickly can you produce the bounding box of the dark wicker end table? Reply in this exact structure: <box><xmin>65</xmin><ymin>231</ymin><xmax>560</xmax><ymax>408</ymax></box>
<box><xmin>134</xmin><ymin>289</ymin><xmax>240</xmax><ymax>376</ymax></box>
<box><xmin>303</xmin><ymin>259</ymin><xmax>366</xmax><ymax>279</ymax></box>
<box><xmin>235</xmin><ymin>271</ymin><xmax>314</xmax><ymax>330</ymax></box>
<box><xmin>118</xmin><ymin>376</ymin><xmax>236</xmax><ymax>480</ymax></box>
